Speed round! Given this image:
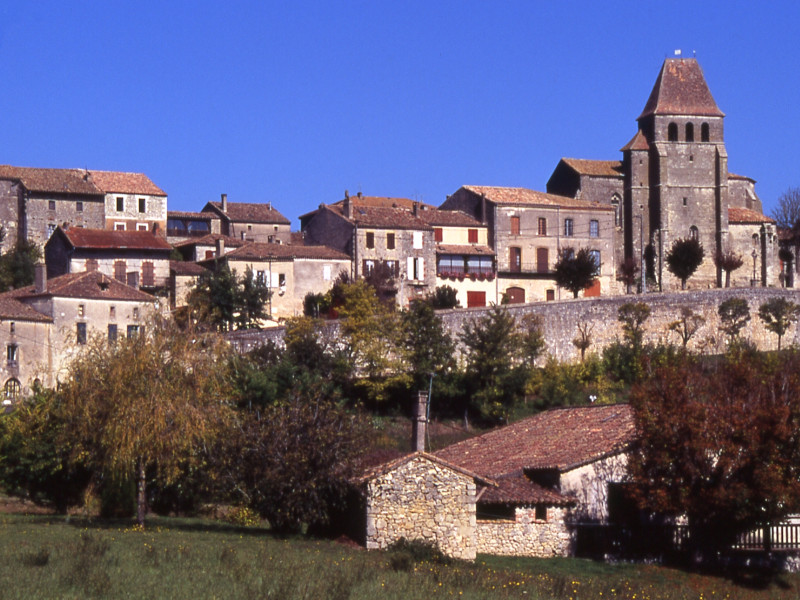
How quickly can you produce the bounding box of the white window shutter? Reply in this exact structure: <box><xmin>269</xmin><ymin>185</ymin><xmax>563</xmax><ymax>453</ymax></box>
<box><xmin>271</xmin><ymin>272</ymin><xmax>279</xmax><ymax>288</ymax></box>
<box><xmin>418</xmin><ymin>257</ymin><xmax>424</xmax><ymax>280</ymax></box>
<box><xmin>407</xmin><ymin>257</ymin><xmax>415</xmax><ymax>280</ymax></box>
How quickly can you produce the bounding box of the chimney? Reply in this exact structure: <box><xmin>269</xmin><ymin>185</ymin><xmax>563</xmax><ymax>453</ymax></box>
<box><xmin>343</xmin><ymin>190</ymin><xmax>352</xmax><ymax>219</ymax></box>
<box><xmin>127</xmin><ymin>271</ymin><xmax>139</xmax><ymax>290</ymax></box>
<box><xmin>412</xmin><ymin>391</ymin><xmax>429</xmax><ymax>452</ymax></box>
<box><xmin>216</xmin><ymin>237</ymin><xmax>225</xmax><ymax>257</ymax></box>
<box><xmin>221</xmin><ymin>193</ymin><xmax>228</xmax><ymax>213</ymax></box>
<box><xmin>413</xmin><ymin>201</ymin><xmax>419</xmax><ymax>217</ymax></box>
<box><xmin>34</xmin><ymin>262</ymin><xmax>46</xmax><ymax>294</ymax></box>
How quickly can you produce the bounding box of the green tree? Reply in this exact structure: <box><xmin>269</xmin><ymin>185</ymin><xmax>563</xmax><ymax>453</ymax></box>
<box><xmin>0</xmin><ymin>240</ymin><xmax>42</xmax><ymax>292</ymax></box>
<box><xmin>718</xmin><ymin>297</ymin><xmax>750</xmax><ymax>344</ymax></box>
<box><xmin>460</xmin><ymin>306</ymin><xmax>526</xmax><ymax>424</ymax></box>
<box><xmin>713</xmin><ymin>250</ymin><xmax>744</xmax><ymax>288</ymax></box>
<box><xmin>758</xmin><ymin>297</ymin><xmax>800</xmax><ymax>350</ymax></box>
<box><xmin>553</xmin><ymin>247</ymin><xmax>599</xmax><ymax>298</ymax></box>
<box><xmin>236</xmin><ymin>266</ymin><xmax>271</xmax><ymax>328</ymax></box>
<box><xmin>668</xmin><ymin>307</ymin><xmax>705</xmax><ymax>350</ymax></box>
<box><xmin>426</xmin><ymin>285</ymin><xmax>460</xmax><ymax>309</ymax></box>
<box><xmin>617</xmin><ymin>302</ymin><xmax>651</xmax><ymax>350</ymax></box>
<box><xmin>665</xmin><ymin>237</ymin><xmax>705</xmax><ymax>289</ymax></box>
<box><xmin>187</xmin><ymin>264</ymin><xmax>271</xmax><ymax>331</ymax></box>
<box><xmin>519</xmin><ymin>313</ymin><xmax>546</xmax><ymax>367</ymax></box>
<box><xmin>58</xmin><ymin>318</ymin><xmax>233</xmax><ymax>526</ymax></box>
<box><xmin>618</xmin><ymin>257</ymin><xmax>639</xmax><ymax>294</ymax></box>
<box><xmin>402</xmin><ymin>301</ymin><xmax>455</xmax><ymax>391</ymax></box>
<box><xmin>629</xmin><ymin>350</ymin><xmax>800</xmax><ymax>558</ymax></box>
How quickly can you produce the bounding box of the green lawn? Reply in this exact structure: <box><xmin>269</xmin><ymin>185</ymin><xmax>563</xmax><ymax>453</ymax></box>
<box><xmin>0</xmin><ymin>514</ymin><xmax>798</xmax><ymax>599</ymax></box>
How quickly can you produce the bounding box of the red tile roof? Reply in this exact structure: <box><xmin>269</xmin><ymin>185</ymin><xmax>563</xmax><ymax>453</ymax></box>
<box><xmin>559</xmin><ymin>159</ymin><xmax>624</xmax><ymax>178</ymax></box>
<box><xmin>173</xmin><ymin>233</ymin><xmax>247</xmax><ymax>249</ymax></box>
<box><xmin>327</xmin><ymin>204</ymin><xmax>434</xmax><ymax>230</ymax></box>
<box><xmin>10</xmin><ymin>271</ymin><xmax>157</xmax><ymax>303</ymax></box>
<box><xmin>87</xmin><ymin>170</ymin><xmax>165</xmax><ymax>196</ymax></box>
<box><xmin>436</xmin><ymin>244</ymin><xmax>494</xmax><ymax>256</ymax></box>
<box><xmin>462</xmin><ymin>186</ymin><xmax>615</xmax><ymax>212</ymax></box>
<box><xmin>356</xmin><ymin>452</ymin><xmax>495</xmax><ymax>487</ymax></box>
<box><xmin>435</xmin><ymin>404</ymin><xmax>635</xmax><ymax>476</ymax></box>
<box><xmin>620</xmin><ymin>130</ymin><xmax>650</xmax><ymax>152</ymax></box>
<box><xmin>205</xmin><ymin>201</ymin><xmax>291</xmax><ymax>225</ymax></box>
<box><xmin>728</xmin><ymin>173</ymin><xmax>755</xmax><ymax>183</ymax></box>
<box><xmin>168</xmin><ymin>210</ymin><xmax>216</xmax><ymax>220</ymax></box>
<box><xmin>0</xmin><ymin>165</ymin><xmax>103</xmax><ymax>196</ymax></box>
<box><xmin>170</xmin><ymin>260</ymin><xmax>208</xmax><ymax>276</ymax></box>
<box><xmin>219</xmin><ymin>242</ymin><xmax>350</xmax><ymax>261</ymax></box>
<box><xmin>728</xmin><ymin>207</ymin><xmax>774</xmax><ymax>225</ymax></box>
<box><xmin>418</xmin><ymin>209</ymin><xmax>483</xmax><ymax>227</ymax></box>
<box><xmin>0</xmin><ymin>296</ymin><xmax>52</xmax><ymax>322</ymax></box>
<box><xmin>638</xmin><ymin>58</ymin><xmax>724</xmax><ymax>119</ymax></box>
<box><xmin>480</xmin><ymin>472</ymin><xmax>575</xmax><ymax>506</ymax></box>
<box><xmin>59</xmin><ymin>227</ymin><xmax>172</xmax><ymax>251</ymax></box>
<box><xmin>333</xmin><ymin>195</ymin><xmax>437</xmax><ymax>211</ymax></box>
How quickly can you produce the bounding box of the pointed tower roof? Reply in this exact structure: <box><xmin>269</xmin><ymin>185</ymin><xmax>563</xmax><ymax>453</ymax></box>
<box><xmin>620</xmin><ymin>130</ymin><xmax>650</xmax><ymax>152</ymax></box>
<box><xmin>638</xmin><ymin>58</ymin><xmax>724</xmax><ymax>120</ymax></box>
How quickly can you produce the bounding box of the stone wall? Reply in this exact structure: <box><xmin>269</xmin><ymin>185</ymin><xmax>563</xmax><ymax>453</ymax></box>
<box><xmin>476</xmin><ymin>506</ymin><xmax>571</xmax><ymax>557</ymax></box>
<box><xmin>365</xmin><ymin>455</ymin><xmax>477</xmax><ymax>560</ymax></box>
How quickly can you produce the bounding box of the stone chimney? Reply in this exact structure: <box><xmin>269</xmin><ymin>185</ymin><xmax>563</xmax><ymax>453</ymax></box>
<box><xmin>34</xmin><ymin>262</ymin><xmax>46</xmax><ymax>294</ymax></box>
<box><xmin>343</xmin><ymin>190</ymin><xmax>352</xmax><ymax>219</ymax></box>
<box><xmin>413</xmin><ymin>201</ymin><xmax>419</xmax><ymax>217</ymax></box>
<box><xmin>412</xmin><ymin>391</ymin><xmax>429</xmax><ymax>452</ymax></box>
<box><xmin>216</xmin><ymin>237</ymin><xmax>225</xmax><ymax>257</ymax></box>
<box><xmin>221</xmin><ymin>193</ymin><xmax>228</xmax><ymax>213</ymax></box>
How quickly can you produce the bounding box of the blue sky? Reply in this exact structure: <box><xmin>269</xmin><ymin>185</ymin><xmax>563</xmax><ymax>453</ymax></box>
<box><xmin>1</xmin><ymin>2</ymin><xmax>798</xmax><ymax>227</ymax></box>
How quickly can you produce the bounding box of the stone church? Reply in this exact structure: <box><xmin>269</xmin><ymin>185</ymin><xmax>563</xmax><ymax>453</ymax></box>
<box><xmin>547</xmin><ymin>56</ymin><xmax>776</xmax><ymax>290</ymax></box>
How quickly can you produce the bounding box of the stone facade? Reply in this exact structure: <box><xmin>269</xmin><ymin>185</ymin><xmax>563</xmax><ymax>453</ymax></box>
<box><xmin>560</xmin><ymin>454</ymin><xmax>628</xmax><ymax>522</ymax></box>
<box><xmin>365</xmin><ymin>454</ymin><xmax>478</xmax><ymax>560</ymax></box>
<box><xmin>104</xmin><ymin>192</ymin><xmax>167</xmax><ymax>233</ymax></box>
<box><xmin>476</xmin><ymin>507</ymin><xmax>571</xmax><ymax>557</ymax></box>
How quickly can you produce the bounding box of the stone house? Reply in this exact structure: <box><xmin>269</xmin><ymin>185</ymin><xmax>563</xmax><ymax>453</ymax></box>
<box><xmin>45</xmin><ymin>227</ymin><xmax>173</xmax><ymax>293</ymax></box>
<box><xmin>0</xmin><ymin>268</ymin><xmax>157</xmax><ymax>394</ymax></box>
<box><xmin>172</xmin><ymin>233</ymin><xmax>248</xmax><ymax>263</ymax></box>
<box><xmin>441</xmin><ymin>186</ymin><xmax>616</xmax><ymax>302</ymax></box>
<box><xmin>357</xmin><ymin>404</ymin><xmax>634</xmax><ymax>559</ymax></box>
<box><xmin>202</xmin><ymin>194</ymin><xmax>291</xmax><ymax>244</ymax></box>
<box><xmin>169</xmin><ymin>260</ymin><xmax>208</xmax><ymax>309</ymax></box>
<box><xmin>166</xmin><ymin>210</ymin><xmax>221</xmax><ymax>244</ymax></box>
<box><xmin>727</xmin><ymin>207</ymin><xmax>777</xmax><ymax>288</ymax></box>
<box><xmin>300</xmin><ymin>193</ymin><xmax>437</xmax><ymax>307</ymax></box>
<box><xmin>198</xmin><ymin>242</ymin><xmax>351</xmax><ymax>319</ymax></box>
<box><xmin>0</xmin><ymin>166</ymin><xmax>166</xmax><ymax>251</ymax></box>
<box><xmin>416</xmin><ymin>207</ymin><xmax>498</xmax><ymax>308</ymax></box>
<box><xmin>545</xmin><ymin>57</ymin><xmax>776</xmax><ymax>290</ymax></box>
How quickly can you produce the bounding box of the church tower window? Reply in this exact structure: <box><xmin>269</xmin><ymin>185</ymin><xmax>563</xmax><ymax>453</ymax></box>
<box><xmin>690</xmin><ymin>226</ymin><xmax>699</xmax><ymax>241</ymax></box>
<box><xmin>685</xmin><ymin>123</ymin><xmax>694</xmax><ymax>142</ymax></box>
<box><xmin>668</xmin><ymin>123</ymin><xmax>678</xmax><ymax>141</ymax></box>
<box><xmin>701</xmin><ymin>123</ymin><xmax>710</xmax><ymax>142</ymax></box>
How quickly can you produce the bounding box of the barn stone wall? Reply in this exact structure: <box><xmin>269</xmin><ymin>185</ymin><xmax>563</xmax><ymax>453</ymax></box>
<box><xmin>476</xmin><ymin>507</ymin><xmax>571</xmax><ymax>557</ymax></box>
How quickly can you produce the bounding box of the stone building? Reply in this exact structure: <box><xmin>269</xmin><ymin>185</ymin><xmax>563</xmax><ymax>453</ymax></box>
<box><xmin>166</xmin><ymin>210</ymin><xmax>221</xmax><ymax>244</ymax></box>
<box><xmin>300</xmin><ymin>193</ymin><xmax>437</xmax><ymax>307</ymax></box>
<box><xmin>172</xmin><ymin>233</ymin><xmax>248</xmax><ymax>262</ymax></box>
<box><xmin>45</xmin><ymin>227</ymin><xmax>173</xmax><ymax>293</ymax></box>
<box><xmin>356</xmin><ymin>404</ymin><xmax>634</xmax><ymax>559</ymax></box>
<box><xmin>0</xmin><ymin>268</ymin><xmax>157</xmax><ymax>395</ymax></box>
<box><xmin>440</xmin><ymin>186</ymin><xmax>616</xmax><ymax>302</ymax></box>
<box><xmin>546</xmin><ymin>57</ymin><xmax>775</xmax><ymax>290</ymax></box>
<box><xmin>0</xmin><ymin>166</ymin><xmax>166</xmax><ymax>251</ymax></box>
<box><xmin>202</xmin><ymin>194</ymin><xmax>291</xmax><ymax>244</ymax></box>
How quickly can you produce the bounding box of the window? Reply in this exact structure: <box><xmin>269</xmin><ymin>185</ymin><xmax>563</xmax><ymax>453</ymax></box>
<box><xmin>48</xmin><ymin>200</ymin><xmax>56</xmax><ymax>211</ymax></box>
<box><xmin>468</xmin><ymin>228</ymin><xmax>478</xmax><ymax>244</ymax></box>
<box><xmin>141</xmin><ymin>262</ymin><xmax>154</xmax><ymax>287</ymax></box>
<box><xmin>116</xmin><ymin>197</ymin><xmax>124</xmax><ymax>212</ymax></box>
<box><xmin>407</xmin><ymin>256</ymin><xmax>425</xmax><ymax>281</ymax></box>
<box><xmin>323</xmin><ymin>265</ymin><xmax>331</xmax><ymax>281</ymax></box>
<box><xmin>133</xmin><ymin>307</ymin><xmax>139</xmax><ymax>320</ymax></box>
<box><xmin>78</xmin><ymin>304</ymin><xmax>85</xmax><ymax>317</ymax></box>
<box><xmin>115</xmin><ymin>223</ymin><xmax>126</xmax><ymax>231</ymax></box>
<box><xmin>701</xmin><ymin>122</ymin><xmax>710</xmax><ymax>142</ymax></box>
<box><xmin>365</xmin><ymin>232</ymin><xmax>375</xmax><ymax>249</ymax></box>
<box><xmin>362</xmin><ymin>259</ymin><xmax>375</xmax><ymax>277</ymax></box>
<box><xmin>589</xmin><ymin>250</ymin><xmax>601</xmax><ymax>272</ymax></box>
<box><xmin>590</xmin><ymin>220</ymin><xmax>599</xmax><ymax>238</ymax></box>
<box><xmin>205</xmin><ymin>250</ymin><xmax>214</xmax><ymax>259</ymax></box>
<box><xmin>385</xmin><ymin>260</ymin><xmax>399</xmax><ymax>277</ymax></box>
<box><xmin>108</xmin><ymin>324</ymin><xmax>117</xmax><ymax>344</ymax></box>
<box><xmin>76</xmin><ymin>201</ymin><xmax>83</xmax><ymax>212</ymax></box>
<box><xmin>685</xmin><ymin>122</ymin><xmax>694</xmax><ymax>142</ymax></box>
<box><xmin>76</xmin><ymin>322</ymin><xmax>87</xmax><ymax>345</ymax></box>
<box><xmin>138</xmin><ymin>198</ymin><xmax>146</xmax><ymax>213</ymax></box>
<box><xmin>564</xmin><ymin>218</ymin><xmax>574</xmax><ymax>237</ymax></box>
<box><xmin>386</xmin><ymin>232</ymin><xmax>395</xmax><ymax>250</ymax></box>
<box><xmin>47</xmin><ymin>224</ymin><xmax>56</xmax><ymax>238</ymax></box>
<box><xmin>668</xmin><ymin>122</ymin><xmax>678</xmax><ymax>141</ymax></box>
<box><xmin>137</xmin><ymin>223</ymin><xmax>149</xmax><ymax>231</ymax></box>
<box><xmin>509</xmin><ymin>247</ymin><xmax>521</xmax><ymax>272</ymax></box>
<box><xmin>9</xmin><ymin>322</ymin><xmax>14</xmax><ymax>334</ymax></box>
<box><xmin>127</xmin><ymin>325</ymin><xmax>140</xmax><ymax>339</ymax></box>
<box><xmin>535</xmin><ymin>506</ymin><xmax>547</xmax><ymax>522</ymax></box>
<box><xmin>412</xmin><ymin>231</ymin><xmax>423</xmax><ymax>249</ymax></box>
<box><xmin>109</xmin><ymin>306</ymin><xmax>116</xmax><ymax>319</ymax></box>
<box><xmin>690</xmin><ymin>226</ymin><xmax>699</xmax><ymax>241</ymax></box>
<box><xmin>537</xmin><ymin>248</ymin><xmax>549</xmax><ymax>273</ymax></box>
<box><xmin>438</xmin><ymin>255</ymin><xmax>465</xmax><ymax>276</ymax></box>
<box><xmin>256</xmin><ymin>271</ymin><xmax>266</xmax><ymax>285</ymax></box>
<box><xmin>7</xmin><ymin>344</ymin><xmax>17</xmax><ymax>364</ymax></box>
<box><xmin>511</xmin><ymin>216</ymin><xmax>520</xmax><ymax>236</ymax></box>
<box><xmin>114</xmin><ymin>260</ymin><xmax>126</xmax><ymax>282</ymax></box>
<box><xmin>611</xmin><ymin>194</ymin><xmax>621</xmax><ymax>226</ymax></box>
<box><xmin>4</xmin><ymin>379</ymin><xmax>20</xmax><ymax>404</ymax></box>
<box><xmin>683</xmin><ymin>197</ymin><xmax>688</xmax><ymax>206</ymax></box>
<box><xmin>546</xmin><ymin>289</ymin><xmax>555</xmax><ymax>301</ymax></box>
<box><xmin>434</xmin><ymin>228</ymin><xmax>443</xmax><ymax>242</ymax></box>
<box><xmin>278</xmin><ymin>273</ymin><xmax>286</xmax><ymax>288</ymax></box>
<box><xmin>538</xmin><ymin>217</ymin><xmax>547</xmax><ymax>236</ymax></box>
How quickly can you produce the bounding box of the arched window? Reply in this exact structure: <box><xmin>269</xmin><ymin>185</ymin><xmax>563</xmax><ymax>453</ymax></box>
<box><xmin>685</xmin><ymin>123</ymin><xmax>694</xmax><ymax>142</ymax></box>
<box><xmin>668</xmin><ymin>123</ymin><xmax>678</xmax><ymax>142</ymax></box>
<box><xmin>701</xmin><ymin>122</ymin><xmax>710</xmax><ymax>142</ymax></box>
<box><xmin>611</xmin><ymin>194</ymin><xmax>621</xmax><ymax>226</ymax></box>
<box><xmin>690</xmin><ymin>226</ymin><xmax>699</xmax><ymax>241</ymax></box>
<box><xmin>4</xmin><ymin>378</ymin><xmax>20</xmax><ymax>404</ymax></box>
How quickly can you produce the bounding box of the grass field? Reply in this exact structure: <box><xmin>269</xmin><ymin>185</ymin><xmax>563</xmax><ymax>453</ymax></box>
<box><xmin>1</xmin><ymin>514</ymin><xmax>799</xmax><ymax>599</ymax></box>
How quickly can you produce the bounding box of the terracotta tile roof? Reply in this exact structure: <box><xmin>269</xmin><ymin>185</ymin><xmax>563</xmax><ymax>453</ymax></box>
<box><xmin>559</xmin><ymin>158</ymin><xmax>624</xmax><ymax>178</ymax></box>
<box><xmin>219</xmin><ymin>242</ymin><xmax>350</xmax><ymax>261</ymax></box>
<box><xmin>332</xmin><ymin>195</ymin><xmax>437</xmax><ymax>211</ymax></box>
<box><xmin>436</xmin><ymin>244</ymin><xmax>494</xmax><ymax>256</ymax></box>
<box><xmin>0</xmin><ymin>296</ymin><xmax>52</xmax><ymax>322</ymax></box>
<box><xmin>620</xmin><ymin>130</ymin><xmax>650</xmax><ymax>152</ymax></box>
<box><xmin>728</xmin><ymin>207</ymin><xmax>774</xmax><ymax>225</ymax></box>
<box><xmin>638</xmin><ymin>58</ymin><xmax>724</xmax><ymax>120</ymax></box>
<box><xmin>58</xmin><ymin>227</ymin><xmax>172</xmax><ymax>251</ymax></box>
<box><xmin>480</xmin><ymin>472</ymin><xmax>575</xmax><ymax>506</ymax></box>
<box><xmin>170</xmin><ymin>260</ymin><xmax>208</xmax><ymax>276</ymax></box>
<box><xmin>728</xmin><ymin>173</ymin><xmax>755</xmax><ymax>182</ymax></box>
<box><xmin>418</xmin><ymin>209</ymin><xmax>483</xmax><ymax>227</ymax></box>
<box><xmin>168</xmin><ymin>210</ymin><xmax>216</xmax><ymax>220</ymax></box>
<box><xmin>327</xmin><ymin>204</ymin><xmax>434</xmax><ymax>230</ymax></box>
<box><xmin>205</xmin><ymin>201</ymin><xmax>291</xmax><ymax>225</ymax></box>
<box><xmin>11</xmin><ymin>271</ymin><xmax>157</xmax><ymax>303</ymax></box>
<box><xmin>0</xmin><ymin>165</ymin><xmax>103</xmax><ymax>196</ymax></box>
<box><xmin>462</xmin><ymin>186</ymin><xmax>615</xmax><ymax>212</ymax></box>
<box><xmin>356</xmin><ymin>452</ymin><xmax>496</xmax><ymax>487</ymax></box>
<box><xmin>435</xmin><ymin>404</ymin><xmax>635</xmax><ymax>476</ymax></box>
<box><xmin>87</xmin><ymin>170</ymin><xmax>165</xmax><ymax>196</ymax></box>
<box><xmin>290</xmin><ymin>232</ymin><xmax>306</xmax><ymax>245</ymax></box>
<box><xmin>173</xmin><ymin>233</ymin><xmax>247</xmax><ymax>249</ymax></box>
